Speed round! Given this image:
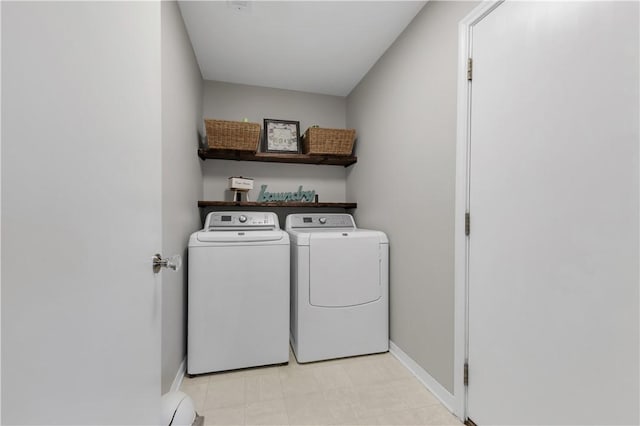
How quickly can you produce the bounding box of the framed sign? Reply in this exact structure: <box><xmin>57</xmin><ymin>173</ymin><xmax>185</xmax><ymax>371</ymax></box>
<box><xmin>263</xmin><ymin>119</ymin><xmax>300</xmax><ymax>153</ymax></box>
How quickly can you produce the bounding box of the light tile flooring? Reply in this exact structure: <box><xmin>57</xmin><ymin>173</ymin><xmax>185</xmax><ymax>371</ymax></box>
<box><xmin>180</xmin><ymin>349</ymin><xmax>463</xmax><ymax>426</ymax></box>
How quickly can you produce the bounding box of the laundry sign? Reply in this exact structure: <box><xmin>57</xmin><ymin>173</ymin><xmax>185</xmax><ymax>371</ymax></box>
<box><xmin>256</xmin><ymin>185</ymin><xmax>316</xmax><ymax>203</ymax></box>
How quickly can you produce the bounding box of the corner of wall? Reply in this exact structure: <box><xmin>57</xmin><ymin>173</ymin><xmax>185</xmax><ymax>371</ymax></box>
<box><xmin>345</xmin><ymin>0</ymin><xmax>481</xmax><ymax>395</ymax></box>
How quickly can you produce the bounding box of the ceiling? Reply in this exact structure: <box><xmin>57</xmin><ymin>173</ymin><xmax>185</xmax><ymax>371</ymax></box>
<box><xmin>178</xmin><ymin>1</ymin><xmax>426</xmax><ymax>97</ymax></box>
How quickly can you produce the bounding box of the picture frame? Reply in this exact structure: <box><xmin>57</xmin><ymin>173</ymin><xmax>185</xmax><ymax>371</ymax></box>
<box><xmin>263</xmin><ymin>119</ymin><xmax>300</xmax><ymax>153</ymax></box>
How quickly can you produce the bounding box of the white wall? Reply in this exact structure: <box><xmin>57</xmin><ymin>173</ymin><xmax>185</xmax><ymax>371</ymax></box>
<box><xmin>161</xmin><ymin>1</ymin><xmax>203</xmax><ymax>393</ymax></box>
<box><xmin>202</xmin><ymin>81</ymin><xmax>348</xmax><ymax>203</ymax></box>
<box><xmin>346</xmin><ymin>1</ymin><xmax>479</xmax><ymax>393</ymax></box>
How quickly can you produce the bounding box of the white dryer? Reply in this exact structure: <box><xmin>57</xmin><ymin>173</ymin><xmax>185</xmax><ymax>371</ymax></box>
<box><xmin>188</xmin><ymin>212</ymin><xmax>289</xmax><ymax>375</ymax></box>
<box><xmin>285</xmin><ymin>213</ymin><xmax>389</xmax><ymax>363</ymax></box>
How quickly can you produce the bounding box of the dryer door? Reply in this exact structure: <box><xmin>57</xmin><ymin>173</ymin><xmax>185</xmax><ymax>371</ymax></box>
<box><xmin>309</xmin><ymin>233</ymin><xmax>381</xmax><ymax>307</ymax></box>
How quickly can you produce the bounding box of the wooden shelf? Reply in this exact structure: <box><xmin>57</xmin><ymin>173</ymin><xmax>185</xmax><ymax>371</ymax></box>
<box><xmin>198</xmin><ymin>201</ymin><xmax>357</xmax><ymax>209</ymax></box>
<box><xmin>198</xmin><ymin>149</ymin><xmax>357</xmax><ymax>167</ymax></box>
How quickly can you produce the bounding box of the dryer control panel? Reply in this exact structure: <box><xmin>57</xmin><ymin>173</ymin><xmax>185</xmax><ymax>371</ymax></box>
<box><xmin>204</xmin><ymin>212</ymin><xmax>279</xmax><ymax>230</ymax></box>
<box><xmin>286</xmin><ymin>214</ymin><xmax>356</xmax><ymax>229</ymax></box>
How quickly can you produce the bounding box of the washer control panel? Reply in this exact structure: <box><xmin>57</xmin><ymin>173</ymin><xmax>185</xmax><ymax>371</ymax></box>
<box><xmin>204</xmin><ymin>212</ymin><xmax>279</xmax><ymax>230</ymax></box>
<box><xmin>287</xmin><ymin>214</ymin><xmax>355</xmax><ymax>229</ymax></box>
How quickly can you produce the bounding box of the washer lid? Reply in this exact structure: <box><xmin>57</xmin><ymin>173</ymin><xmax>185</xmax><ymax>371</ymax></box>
<box><xmin>196</xmin><ymin>230</ymin><xmax>286</xmax><ymax>243</ymax></box>
<box><xmin>309</xmin><ymin>232</ymin><xmax>381</xmax><ymax>307</ymax></box>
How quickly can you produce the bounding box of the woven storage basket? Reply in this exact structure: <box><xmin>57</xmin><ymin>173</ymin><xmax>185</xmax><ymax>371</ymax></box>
<box><xmin>205</xmin><ymin>119</ymin><xmax>260</xmax><ymax>152</ymax></box>
<box><xmin>302</xmin><ymin>127</ymin><xmax>356</xmax><ymax>156</ymax></box>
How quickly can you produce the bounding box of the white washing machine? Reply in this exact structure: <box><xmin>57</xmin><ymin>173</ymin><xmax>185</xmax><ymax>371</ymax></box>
<box><xmin>187</xmin><ymin>212</ymin><xmax>289</xmax><ymax>375</ymax></box>
<box><xmin>285</xmin><ymin>213</ymin><xmax>389</xmax><ymax>363</ymax></box>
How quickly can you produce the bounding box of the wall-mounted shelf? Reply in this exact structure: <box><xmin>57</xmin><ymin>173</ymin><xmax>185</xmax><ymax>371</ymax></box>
<box><xmin>198</xmin><ymin>149</ymin><xmax>357</xmax><ymax>167</ymax></box>
<box><xmin>198</xmin><ymin>201</ymin><xmax>357</xmax><ymax>209</ymax></box>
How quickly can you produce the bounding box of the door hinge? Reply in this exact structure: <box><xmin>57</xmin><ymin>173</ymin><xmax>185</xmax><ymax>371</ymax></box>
<box><xmin>464</xmin><ymin>362</ymin><xmax>469</xmax><ymax>386</ymax></box>
<box><xmin>465</xmin><ymin>212</ymin><xmax>470</xmax><ymax>236</ymax></box>
<box><xmin>467</xmin><ymin>58</ymin><xmax>473</xmax><ymax>81</ymax></box>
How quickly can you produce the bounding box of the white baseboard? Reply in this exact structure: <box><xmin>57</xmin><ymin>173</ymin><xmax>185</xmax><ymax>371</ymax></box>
<box><xmin>389</xmin><ymin>341</ymin><xmax>456</xmax><ymax>413</ymax></box>
<box><xmin>170</xmin><ymin>357</ymin><xmax>187</xmax><ymax>393</ymax></box>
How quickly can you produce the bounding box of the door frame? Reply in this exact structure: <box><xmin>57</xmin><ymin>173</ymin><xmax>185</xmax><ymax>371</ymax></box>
<box><xmin>453</xmin><ymin>1</ymin><xmax>504</xmax><ymax>420</ymax></box>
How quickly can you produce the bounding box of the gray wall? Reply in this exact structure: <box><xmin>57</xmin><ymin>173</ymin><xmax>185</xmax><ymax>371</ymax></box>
<box><xmin>346</xmin><ymin>1</ymin><xmax>479</xmax><ymax>393</ymax></box>
<box><xmin>161</xmin><ymin>2</ymin><xmax>204</xmax><ymax>392</ymax></box>
<box><xmin>202</xmin><ymin>81</ymin><xmax>348</xmax><ymax>203</ymax></box>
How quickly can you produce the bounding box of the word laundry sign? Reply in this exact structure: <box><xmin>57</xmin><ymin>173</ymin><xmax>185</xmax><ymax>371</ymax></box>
<box><xmin>256</xmin><ymin>185</ymin><xmax>316</xmax><ymax>202</ymax></box>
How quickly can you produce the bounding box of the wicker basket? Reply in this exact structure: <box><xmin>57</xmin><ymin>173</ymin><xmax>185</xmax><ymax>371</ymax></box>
<box><xmin>302</xmin><ymin>127</ymin><xmax>356</xmax><ymax>156</ymax></box>
<box><xmin>205</xmin><ymin>119</ymin><xmax>261</xmax><ymax>152</ymax></box>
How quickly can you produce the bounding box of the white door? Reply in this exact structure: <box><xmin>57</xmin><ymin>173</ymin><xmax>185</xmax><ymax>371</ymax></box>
<box><xmin>2</xmin><ymin>2</ymin><xmax>162</xmax><ymax>424</ymax></box>
<box><xmin>466</xmin><ymin>2</ymin><xmax>639</xmax><ymax>425</ymax></box>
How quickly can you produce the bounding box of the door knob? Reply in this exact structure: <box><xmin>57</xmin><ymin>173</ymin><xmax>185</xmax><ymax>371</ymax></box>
<box><xmin>153</xmin><ymin>254</ymin><xmax>182</xmax><ymax>274</ymax></box>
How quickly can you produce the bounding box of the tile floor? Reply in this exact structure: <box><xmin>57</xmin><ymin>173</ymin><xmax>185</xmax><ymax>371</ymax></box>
<box><xmin>180</xmin><ymin>349</ymin><xmax>463</xmax><ymax>426</ymax></box>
